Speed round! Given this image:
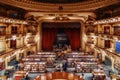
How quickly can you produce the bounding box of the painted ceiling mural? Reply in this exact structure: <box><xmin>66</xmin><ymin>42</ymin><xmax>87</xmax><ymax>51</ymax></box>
<box><xmin>30</xmin><ymin>0</ymin><xmax>88</xmax><ymax>3</ymax></box>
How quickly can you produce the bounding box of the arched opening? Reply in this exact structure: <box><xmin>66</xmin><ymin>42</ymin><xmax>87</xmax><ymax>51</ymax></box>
<box><xmin>41</xmin><ymin>22</ymin><xmax>81</xmax><ymax>51</ymax></box>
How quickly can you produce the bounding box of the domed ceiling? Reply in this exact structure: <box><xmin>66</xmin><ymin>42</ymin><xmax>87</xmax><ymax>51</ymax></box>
<box><xmin>0</xmin><ymin>0</ymin><xmax>119</xmax><ymax>22</ymax></box>
<box><xmin>0</xmin><ymin>0</ymin><xmax>119</xmax><ymax>12</ymax></box>
<box><xmin>31</xmin><ymin>0</ymin><xmax>88</xmax><ymax>3</ymax></box>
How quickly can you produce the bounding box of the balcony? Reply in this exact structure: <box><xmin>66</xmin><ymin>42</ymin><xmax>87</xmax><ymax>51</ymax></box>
<box><xmin>95</xmin><ymin>46</ymin><xmax>120</xmax><ymax>58</ymax></box>
<box><xmin>0</xmin><ymin>45</ymin><xmax>27</xmax><ymax>58</ymax></box>
<box><xmin>0</xmin><ymin>31</ymin><xmax>27</xmax><ymax>38</ymax></box>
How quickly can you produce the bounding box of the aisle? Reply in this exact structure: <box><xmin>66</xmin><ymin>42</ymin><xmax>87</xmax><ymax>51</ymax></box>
<box><xmin>102</xmin><ymin>64</ymin><xmax>119</xmax><ymax>76</ymax></box>
<box><xmin>75</xmin><ymin>73</ymin><xmax>93</xmax><ymax>80</ymax></box>
<box><xmin>28</xmin><ymin>73</ymin><xmax>44</xmax><ymax>80</ymax></box>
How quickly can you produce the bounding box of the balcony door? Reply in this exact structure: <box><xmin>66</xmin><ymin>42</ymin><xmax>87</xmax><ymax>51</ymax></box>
<box><xmin>10</xmin><ymin>40</ymin><xmax>16</xmax><ymax>49</ymax></box>
<box><xmin>105</xmin><ymin>40</ymin><xmax>110</xmax><ymax>48</ymax></box>
<box><xmin>11</xmin><ymin>26</ymin><xmax>17</xmax><ymax>34</ymax></box>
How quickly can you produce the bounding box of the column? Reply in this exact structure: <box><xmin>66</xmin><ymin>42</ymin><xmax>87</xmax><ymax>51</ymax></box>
<box><xmin>20</xmin><ymin>24</ymin><xmax>24</xmax><ymax>34</ymax></box>
<box><xmin>5</xmin><ymin>59</ymin><xmax>8</xmax><ymax>69</ymax></box>
<box><xmin>0</xmin><ymin>37</ymin><xmax>6</xmax><ymax>52</ymax></box>
<box><xmin>94</xmin><ymin>50</ymin><xmax>98</xmax><ymax>58</ymax></box>
<box><xmin>5</xmin><ymin>57</ymin><xmax>10</xmax><ymax>69</ymax></box>
<box><xmin>7</xmin><ymin>24</ymin><xmax>11</xmax><ymax>35</ymax></box>
<box><xmin>102</xmin><ymin>54</ymin><xmax>105</xmax><ymax>62</ymax></box>
<box><xmin>20</xmin><ymin>24</ymin><xmax>24</xmax><ymax>47</ymax></box>
<box><xmin>81</xmin><ymin>21</ymin><xmax>86</xmax><ymax>51</ymax></box>
<box><xmin>37</xmin><ymin>21</ymin><xmax>42</xmax><ymax>51</ymax></box>
<box><xmin>111</xmin><ymin>58</ymin><xmax>115</xmax><ymax>71</ymax></box>
<box><xmin>16</xmin><ymin>52</ymin><xmax>19</xmax><ymax>61</ymax></box>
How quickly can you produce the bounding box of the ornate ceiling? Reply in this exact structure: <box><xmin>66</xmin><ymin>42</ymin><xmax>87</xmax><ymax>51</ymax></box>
<box><xmin>0</xmin><ymin>0</ymin><xmax>120</xmax><ymax>22</ymax></box>
<box><xmin>95</xmin><ymin>3</ymin><xmax>120</xmax><ymax>20</ymax></box>
<box><xmin>0</xmin><ymin>0</ymin><xmax>119</xmax><ymax>12</ymax></box>
<box><xmin>30</xmin><ymin>0</ymin><xmax>87</xmax><ymax>4</ymax></box>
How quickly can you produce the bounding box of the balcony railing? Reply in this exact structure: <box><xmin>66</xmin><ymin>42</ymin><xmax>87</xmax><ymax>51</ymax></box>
<box><xmin>0</xmin><ymin>45</ymin><xmax>27</xmax><ymax>58</ymax></box>
<box><xmin>95</xmin><ymin>46</ymin><xmax>120</xmax><ymax>58</ymax></box>
<box><xmin>94</xmin><ymin>33</ymin><xmax>120</xmax><ymax>39</ymax></box>
<box><xmin>0</xmin><ymin>31</ymin><xmax>27</xmax><ymax>36</ymax></box>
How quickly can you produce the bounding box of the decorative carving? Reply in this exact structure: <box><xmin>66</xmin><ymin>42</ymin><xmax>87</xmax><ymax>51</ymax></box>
<box><xmin>25</xmin><ymin>15</ymin><xmax>38</xmax><ymax>26</ymax></box>
<box><xmin>53</xmin><ymin>16</ymin><xmax>69</xmax><ymax>21</ymax></box>
<box><xmin>85</xmin><ymin>15</ymin><xmax>95</xmax><ymax>33</ymax></box>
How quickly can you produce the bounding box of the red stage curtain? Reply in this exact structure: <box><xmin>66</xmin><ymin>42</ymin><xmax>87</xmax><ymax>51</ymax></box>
<box><xmin>65</xmin><ymin>28</ymin><xmax>80</xmax><ymax>50</ymax></box>
<box><xmin>42</xmin><ymin>28</ymin><xmax>57</xmax><ymax>51</ymax></box>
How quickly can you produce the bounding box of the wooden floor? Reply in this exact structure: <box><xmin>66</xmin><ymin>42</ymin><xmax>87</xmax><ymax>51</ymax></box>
<box><xmin>35</xmin><ymin>72</ymin><xmax>84</xmax><ymax>80</ymax></box>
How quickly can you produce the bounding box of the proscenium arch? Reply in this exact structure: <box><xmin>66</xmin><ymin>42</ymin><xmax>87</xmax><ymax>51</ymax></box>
<box><xmin>37</xmin><ymin>19</ymin><xmax>86</xmax><ymax>51</ymax></box>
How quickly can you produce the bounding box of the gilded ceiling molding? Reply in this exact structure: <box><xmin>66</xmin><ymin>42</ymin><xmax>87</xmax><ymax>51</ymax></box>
<box><xmin>0</xmin><ymin>0</ymin><xmax>119</xmax><ymax>12</ymax></box>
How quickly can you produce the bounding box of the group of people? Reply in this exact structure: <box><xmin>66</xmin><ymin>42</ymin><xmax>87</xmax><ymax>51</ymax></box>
<box><xmin>56</xmin><ymin>61</ymin><xmax>68</xmax><ymax>72</ymax></box>
<box><xmin>54</xmin><ymin>44</ymin><xmax>71</xmax><ymax>52</ymax></box>
<box><xmin>21</xmin><ymin>75</ymin><xmax>30</xmax><ymax>80</ymax></box>
<box><xmin>54</xmin><ymin>44</ymin><xmax>72</xmax><ymax>60</ymax></box>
